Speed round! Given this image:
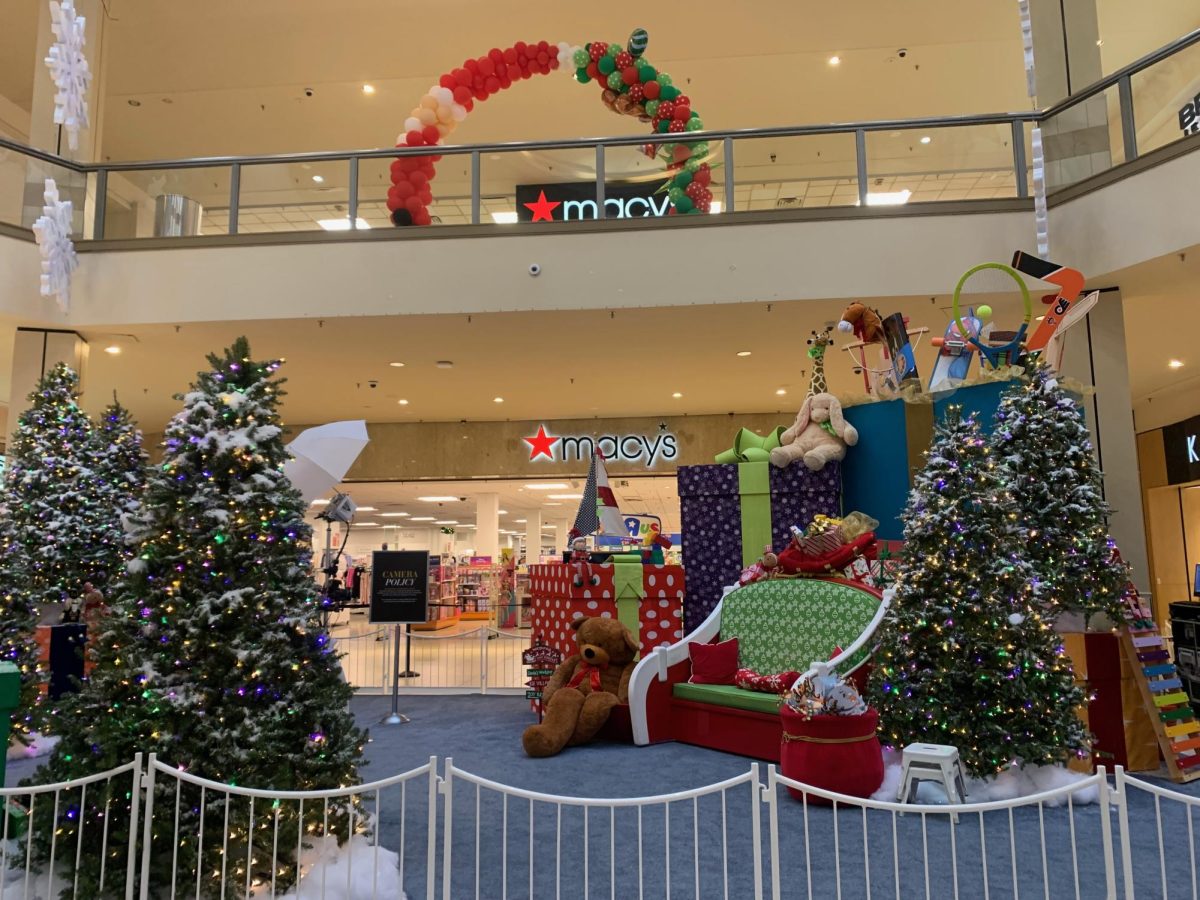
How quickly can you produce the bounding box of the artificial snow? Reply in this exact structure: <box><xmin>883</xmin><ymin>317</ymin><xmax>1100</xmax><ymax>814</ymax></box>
<box><xmin>279</xmin><ymin>834</ymin><xmax>408</xmax><ymax>900</ymax></box>
<box><xmin>870</xmin><ymin>750</ymin><xmax>1099</xmax><ymax>807</ymax></box>
<box><xmin>6</xmin><ymin>732</ymin><xmax>59</xmax><ymax>762</ymax></box>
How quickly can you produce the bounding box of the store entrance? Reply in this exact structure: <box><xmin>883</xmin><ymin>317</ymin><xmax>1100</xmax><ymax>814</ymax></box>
<box><xmin>313</xmin><ymin>475</ymin><xmax>682</xmax><ymax>694</ymax></box>
<box><xmin>1146</xmin><ymin>481</ymin><xmax>1200</xmax><ymax>623</ymax></box>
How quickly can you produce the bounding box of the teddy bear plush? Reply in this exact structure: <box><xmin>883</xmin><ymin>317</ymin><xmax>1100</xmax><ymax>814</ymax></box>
<box><xmin>769</xmin><ymin>392</ymin><xmax>858</xmax><ymax>471</ymax></box>
<box><xmin>522</xmin><ymin>616</ymin><xmax>639</xmax><ymax>758</ymax></box>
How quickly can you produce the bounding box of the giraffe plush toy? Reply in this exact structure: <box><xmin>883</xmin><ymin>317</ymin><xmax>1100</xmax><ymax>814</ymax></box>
<box><xmin>806</xmin><ymin>325</ymin><xmax>835</xmax><ymax>396</ymax></box>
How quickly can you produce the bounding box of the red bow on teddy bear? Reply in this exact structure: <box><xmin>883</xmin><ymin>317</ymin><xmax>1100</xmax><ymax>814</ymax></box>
<box><xmin>565</xmin><ymin>662</ymin><xmax>604</xmax><ymax>691</ymax></box>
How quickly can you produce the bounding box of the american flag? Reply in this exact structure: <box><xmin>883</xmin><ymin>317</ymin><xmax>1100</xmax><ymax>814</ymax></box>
<box><xmin>571</xmin><ymin>451</ymin><xmax>625</xmax><ymax>538</ymax></box>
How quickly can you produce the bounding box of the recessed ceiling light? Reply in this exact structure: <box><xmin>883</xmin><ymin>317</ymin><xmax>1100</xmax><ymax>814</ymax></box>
<box><xmin>355</xmin><ymin>522</ymin><xmax>379</xmax><ymax>527</ymax></box>
<box><xmin>920</xmin><ymin>136</ymin><xmax>932</xmax><ymax>144</ymax></box>
<box><xmin>410</xmin><ymin>516</ymin><xmax>436</xmax><ymax>521</ymax></box>
<box><xmin>310</xmin><ymin>499</ymin><xmax>330</xmax><ymax>506</ymax></box>
<box><xmin>317</xmin><ymin>217</ymin><xmax>371</xmax><ymax>231</ymax></box>
<box><xmin>775</xmin><ymin>388</ymin><xmax>787</xmax><ymax>396</ymax></box>
<box><xmin>526</xmin><ymin>483</ymin><xmax>569</xmax><ymax>490</ymax></box>
<box><xmin>312</xmin><ymin>175</ymin><xmax>325</xmax><ymax>184</ymax></box>
<box><xmin>543</xmin><ymin>502</ymin><xmax>563</xmax><ymax>507</ymax></box>
<box><xmin>397</xmin><ymin>399</ymin><xmax>409</xmax><ymax>405</ymax></box>
<box><xmin>491</xmin><ymin>211</ymin><xmax>519</xmax><ymax>224</ymax></box>
<box><xmin>499</xmin><ymin>509</ymin><xmax>508</xmax><ymax>514</ymax></box>
<box><xmin>1096</xmin><ymin>39</ymin><xmax>1104</xmax><ymax>46</ymax></box>
<box><xmin>736</xmin><ymin>350</ymin><xmax>752</xmax><ymax>358</ymax></box>
<box><xmin>355</xmin><ymin>506</ymin><xmax>377</xmax><ymax>512</ymax></box>
<box><xmin>362</xmin><ymin>84</ymin><xmax>376</xmax><ymax>94</ymax></box>
<box><xmin>380</xmin><ymin>512</ymin><xmax>409</xmax><ymax>517</ymax></box>
<box><xmin>436</xmin><ymin>360</ymin><xmax>454</xmax><ymax>369</ymax></box>
<box><xmin>1169</xmin><ymin>359</ymin><xmax>1185</xmax><ymax>369</ymax></box>
<box><xmin>548</xmin><ymin>494</ymin><xmax>583</xmax><ymax>500</ymax></box>
<box><xmin>434</xmin><ymin>520</ymin><xmax>459</xmax><ymax>525</ymax></box>
<box><xmin>672</xmin><ymin>392</ymin><xmax>683</xmax><ymax>399</ymax></box>
<box><xmin>419</xmin><ymin>496</ymin><xmax>460</xmax><ymax>502</ymax></box>
<box><xmin>389</xmin><ymin>361</ymin><xmax>405</xmax><ymax>368</ymax></box>
<box><xmin>865</xmin><ymin>189</ymin><xmax>912</xmax><ymax>206</ymax></box>
<box><xmin>127</xmin><ymin>99</ymin><xmax>141</xmax><ymax>107</ymax></box>
<box><xmin>514</xmin><ymin>519</ymin><xmax>527</xmax><ymax>523</ymax></box>
<box><xmin>493</xmin><ymin>397</ymin><xmax>504</xmax><ymax>403</ymax></box>
<box><xmin>828</xmin><ymin>56</ymin><xmax>841</xmax><ymax>66</ymax></box>
<box><xmin>104</xmin><ymin>345</ymin><xmax>122</xmax><ymax>355</ymax></box>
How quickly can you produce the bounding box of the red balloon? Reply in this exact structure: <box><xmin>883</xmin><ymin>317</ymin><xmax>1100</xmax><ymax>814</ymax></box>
<box><xmin>404</xmin><ymin>196</ymin><xmax>423</xmax><ymax>214</ymax></box>
<box><xmin>673</xmin><ymin>105</ymin><xmax>691</xmax><ymax>122</ymax></box>
<box><xmin>485</xmin><ymin>76</ymin><xmax>501</xmax><ymax>93</ymax></box>
<box><xmin>439</xmin><ymin>74</ymin><xmax>455</xmax><ymax>89</ymax></box>
<box><xmin>409</xmin><ymin>171</ymin><xmax>428</xmax><ymax>189</ymax></box>
<box><xmin>622</xmin><ymin>67</ymin><xmax>640</xmax><ymax>86</ymax></box>
<box><xmin>489</xmin><ymin>48</ymin><xmax>504</xmax><ymax>64</ymax></box>
<box><xmin>431</xmin><ymin>154</ymin><xmax>442</xmax><ymax>163</ymax></box>
<box><xmin>525</xmin><ymin>44</ymin><xmax>539</xmax><ymax>60</ymax></box>
<box><xmin>398</xmin><ymin>157</ymin><xmax>420</xmax><ymax>173</ymax></box>
<box><xmin>586</xmin><ymin>62</ymin><xmax>600</xmax><ymax>80</ymax></box>
<box><xmin>694</xmin><ymin>166</ymin><xmax>712</xmax><ymax>187</ymax></box>
<box><xmin>453</xmin><ymin>85</ymin><xmax>472</xmax><ymax>104</ymax></box>
<box><xmin>658</xmin><ymin>100</ymin><xmax>675</xmax><ymax>118</ymax></box>
<box><xmin>505</xmin><ymin>64</ymin><xmax>520</xmax><ymax>81</ymax></box>
<box><xmin>550</xmin><ymin>57</ymin><xmax>560</xmax><ymax>70</ymax></box>
<box><xmin>536</xmin><ymin>51</ymin><xmax>548</xmax><ymax>66</ymax></box>
<box><xmin>589</xmin><ymin>42</ymin><xmax>607</xmax><ymax>60</ymax></box>
<box><xmin>421</xmin><ymin>125</ymin><xmax>440</xmax><ymax>144</ymax></box>
<box><xmin>538</xmin><ymin>61</ymin><xmax>551</xmax><ymax>75</ymax></box>
<box><xmin>515</xmin><ymin>41</ymin><xmax>528</xmax><ymax>55</ymax></box>
<box><xmin>537</xmin><ymin>40</ymin><xmax>549</xmax><ymax>52</ymax></box>
<box><xmin>463</xmin><ymin>98</ymin><xmax>474</xmax><ymax>111</ymax></box>
<box><xmin>405</xmin><ymin>130</ymin><xmax>423</xmax><ymax>147</ymax></box>
<box><xmin>676</xmin><ymin>95</ymin><xmax>691</xmax><ymax>107</ymax></box>
<box><xmin>394</xmin><ymin>180</ymin><xmax>416</xmax><ymax>199</ymax></box>
<box><xmin>389</xmin><ymin>159</ymin><xmax>406</xmax><ymax>177</ymax></box>
<box><xmin>413</xmin><ymin>209</ymin><xmax>432</xmax><ymax>226</ymax></box>
<box><xmin>478</xmin><ymin>57</ymin><xmax>495</xmax><ymax>77</ymax></box>
<box><xmin>418</xmin><ymin>188</ymin><xmax>433</xmax><ymax>205</ymax></box>
<box><xmin>615</xmin><ymin>52</ymin><xmax>633</xmax><ymax>68</ymax></box>
<box><xmin>642</xmin><ymin>80</ymin><xmax>661</xmax><ymax>100</ymax></box>
<box><xmin>669</xmin><ymin>120</ymin><xmax>686</xmax><ymax>133</ymax></box>
<box><xmin>464</xmin><ymin>58</ymin><xmax>479</xmax><ymax>74</ymax></box>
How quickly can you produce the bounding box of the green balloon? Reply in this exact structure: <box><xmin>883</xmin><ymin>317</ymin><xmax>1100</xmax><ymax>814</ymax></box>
<box><xmin>660</xmin><ymin>85</ymin><xmax>681</xmax><ymax>101</ymax></box>
<box><xmin>575</xmin><ymin>67</ymin><xmax>591</xmax><ymax>83</ymax></box>
<box><xmin>674</xmin><ymin>171</ymin><xmax>693</xmax><ymax>189</ymax></box>
<box><xmin>597</xmin><ymin>55</ymin><xmax>616</xmax><ymax>75</ymax></box>
<box><xmin>683</xmin><ymin>158</ymin><xmax>701</xmax><ymax>173</ymax></box>
<box><xmin>658</xmin><ymin>73</ymin><xmax>673</xmax><ymax>87</ymax></box>
<box><xmin>656</xmin><ymin>119</ymin><xmax>671</xmax><ymax>133</ymax></box>
<box><xmin>607</xmin><ymin>71</ymin><xmax>624</xmax><ymax>90</ymax></box>
<box><xmin>685</xmin><ymin>117</ymin><xmax>704</xmax><ymax>132</ymax></box>
<box><xmin>644</xmin><ymin>99</ymin><xmax>660</xmax><ymax>117</ymax></box>
<box><xmin>573</xmin><ymin>49</ymin><xmax>589</xmax><ymax>68</ymax></box>
<box><xmin>668</xmin><ymin>186</ymin><xmax>685</xmax><ymax>203</ymax></box>
<box><xmin>690</xmin><ymin>141</ymin><xmax>710</xmax><ymax>157</ymax></box>
<box><xmin>675</xmin><ymin>196</ymin><xmax>694</xmax><ymax>213</ymax></box>
<box><xmin>607</xmin><ymin>42</ymin><xmax>622</xmax><ymax>57</ymax></box>
<box><xmin>640</xmin><ymin>65</ymin><xmax>657</xmax><ymax>81</ymax></box>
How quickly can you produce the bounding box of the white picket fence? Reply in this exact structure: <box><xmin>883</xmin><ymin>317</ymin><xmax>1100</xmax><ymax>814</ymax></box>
<box><xmin>3</xmin><ymin>757</ymin><xmax>1198</xmax><ymax>899</ymax></box>
<box><xmin>331</xmin><ymin>617</ymin><xmax>529</xmax><ymax>695</ymax></box>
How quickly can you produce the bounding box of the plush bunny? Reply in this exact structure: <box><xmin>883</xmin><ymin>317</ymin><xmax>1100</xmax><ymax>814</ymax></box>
<box><xmin>837</xmin><ymin>302</ymin><xmax>885</xmax><ymax>344</ymax></box>
<box><xmin>770</xmin><ymin>393</ymin><xmax>858</xmax><ymax>471</ymax></box>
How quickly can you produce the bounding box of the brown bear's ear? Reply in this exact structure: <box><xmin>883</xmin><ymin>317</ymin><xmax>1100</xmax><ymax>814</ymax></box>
<box><xmin>570</xmin><ymin>616</ymin><xmax>587</xmax><ymax>631</ymax></box>
<box><xmin>623</xmin><ymin>627</ymin><xmax>639</xmax><ymax>654</ymax></box>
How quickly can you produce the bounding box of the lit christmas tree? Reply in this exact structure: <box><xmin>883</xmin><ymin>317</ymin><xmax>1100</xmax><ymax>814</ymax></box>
<box><xmin>33</xmin><ymin>338</ymin><xmax>364</xmax><ymax>894</ymax></box>
<box><xmin>992</xmin><ymin>361</ymin><xmax>1129</xmax><ymax>624</ymax></box>
<box><xmin>870</xmin><ymin>409</ymin><xmax>1089</xmax><ymax>777</ymax></box>
<box><xmin>94</xmin><ymin>394</ymin><xmax>148</xmax><ymax>519</ymax></box>
<box><xmin>0</xmin><ymin>514</ymin><xmax>41</xmax><ymax>738</ymax></box>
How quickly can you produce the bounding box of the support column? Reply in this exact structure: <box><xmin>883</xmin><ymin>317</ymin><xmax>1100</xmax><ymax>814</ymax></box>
<box><xmin>475</xmin><ymin>492</ymin><xmax>500</xmax><ymax>562</ymax></box>
<box><xmin>1059</xmin><ymin>289</ymin><xmax>1150</xmax><ymax>594</ymax></box>
<box><xmin>552</xmin><ymin>517</ymin><xmax>572</xmax><ymax>555</ymax></box>
<box><xmin>524</xmin><ymin>512</ymin><xmax>542</xmax><ymax>566</ymax></box>
<box><xmin>10</xmin><ymin>328</ymin><xmax>88</xmax><ymax>440</ymax></box>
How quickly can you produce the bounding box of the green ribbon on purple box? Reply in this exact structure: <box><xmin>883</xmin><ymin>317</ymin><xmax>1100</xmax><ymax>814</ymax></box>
<box><xmin>713</xmin><ymin>426</ymin><xmax>785</xmax><ymax>464</ymax></box>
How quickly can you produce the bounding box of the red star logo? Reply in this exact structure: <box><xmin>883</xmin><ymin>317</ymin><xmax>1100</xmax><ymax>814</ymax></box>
<box><xmin>523</xmin><ymin>190</ymin><xmax>561</xmax><ymax>222</ymax></box>
<box><xmin>523</xmin><ymin>424</ymin><xmax>558</xmax><ymax>461</ymax></box>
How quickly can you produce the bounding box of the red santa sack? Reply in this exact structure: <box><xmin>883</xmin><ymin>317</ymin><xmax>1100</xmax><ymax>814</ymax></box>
<box><xmin>780</xmin><ymin>706</ymin><xmax>884</xmax><ymax>804</ymax></box>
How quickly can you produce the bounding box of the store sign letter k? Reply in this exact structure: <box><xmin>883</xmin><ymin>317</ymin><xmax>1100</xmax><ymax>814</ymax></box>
<box><xmin>1188</xmin><ymin>434</ymin><xmax>1198</xmax><ymax>464</ymax></box>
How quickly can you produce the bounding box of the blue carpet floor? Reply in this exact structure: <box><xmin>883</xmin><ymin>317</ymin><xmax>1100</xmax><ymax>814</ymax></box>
<box><xmin>8</xmin><ymin>694</ymin><xmax>1200</xmax><ymax>898</ymax></box>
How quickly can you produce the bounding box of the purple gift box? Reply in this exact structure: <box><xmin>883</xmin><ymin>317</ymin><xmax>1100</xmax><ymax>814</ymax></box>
<box><xmin>678</xmin><ymin>462</ymin><xmax>842</xmax><ymax>633</ymax></box>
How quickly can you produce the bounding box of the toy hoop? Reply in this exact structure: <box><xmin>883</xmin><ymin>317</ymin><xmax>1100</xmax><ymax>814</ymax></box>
<box><xmin>952</xmin><ymin>263</ymin><xmax>1032</xmax><ymax>368</ymax></box>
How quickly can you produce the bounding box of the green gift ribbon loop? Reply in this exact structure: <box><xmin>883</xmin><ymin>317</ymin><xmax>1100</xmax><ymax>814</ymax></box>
<box><xmin>714</xmin><ymin>426</ymin><xmax>785</xmax><ymax>464</ymax></box>
<box><xmin>611</xmin><ymin>556</ymin><xmax>645</xmax><ymax>651</ymax></box>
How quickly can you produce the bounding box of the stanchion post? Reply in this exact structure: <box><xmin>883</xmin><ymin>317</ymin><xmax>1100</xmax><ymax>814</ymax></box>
<box><xmin>398</xmin><ymin>623</ymin><xmax>420</xmax><ymax>679</ymax></box>
<box><xmin>382</xmin><ymin>624</ymin><xmax>410</xmax><ymax>725</ymax></box>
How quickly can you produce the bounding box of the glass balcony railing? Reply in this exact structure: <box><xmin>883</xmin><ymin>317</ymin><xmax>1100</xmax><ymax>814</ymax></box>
<box><xmin>0</xmin><ymin>29</ymin><xmax>1196</xmax><ymax>242</ymax></box>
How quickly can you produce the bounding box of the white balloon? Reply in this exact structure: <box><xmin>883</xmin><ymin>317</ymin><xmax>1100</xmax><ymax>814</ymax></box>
<box><xmin>435</xmin><ymin>86</ymin><xmax>454</xmax><ymax>106</ymax></box>
<box><xmin>404</xmin><ymin>116</ymin><xmax>421</xmax><ymax>133</ymax></box>
<box><xmin>451</xmin><ymin>104</ymin><xmax>468</xmax><ymax>122</ymax></box>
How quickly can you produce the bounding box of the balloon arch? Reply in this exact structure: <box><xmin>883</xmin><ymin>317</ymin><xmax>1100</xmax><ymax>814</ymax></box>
<box><xmin>387</xmin><ymin>32</ymin><xmax>714</xmax><ymax>226</ymax></box>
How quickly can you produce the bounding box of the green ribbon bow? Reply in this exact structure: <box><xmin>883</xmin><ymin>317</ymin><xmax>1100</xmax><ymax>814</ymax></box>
<box><xmin>714</xmin><ymin>426</ymin><xmax>786</xmax><ymax>464</ymax></box>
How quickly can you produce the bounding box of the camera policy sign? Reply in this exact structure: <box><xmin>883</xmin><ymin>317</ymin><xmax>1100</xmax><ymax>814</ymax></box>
<box><xmin>369</xmin><ymin>550</ymin><xmax>430</xmax><ymax>624</ymax></box>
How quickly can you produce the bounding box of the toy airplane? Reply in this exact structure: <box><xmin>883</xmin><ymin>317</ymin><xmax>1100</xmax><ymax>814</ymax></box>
<box><xmin>1011</xmin><ymin>251</ymin><xmax>1085</xmax><ymax>353</ymax></box>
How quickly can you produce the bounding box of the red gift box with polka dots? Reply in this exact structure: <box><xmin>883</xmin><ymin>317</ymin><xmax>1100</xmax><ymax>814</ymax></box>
<box><xmin>528</xmin><ymin>563</ymin><xmax>686</xmax><ymax>659</ymax></box>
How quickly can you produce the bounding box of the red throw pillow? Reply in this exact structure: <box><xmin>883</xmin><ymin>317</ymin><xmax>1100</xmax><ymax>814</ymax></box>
<box><xmin>735</xmin><ymin>668</ymin><xmax>801</xmax><ymax>694</ymax></box>
<box><xmin>688</xmin><ymin>637</ymin><xmax>740</xmax><ymax>685</ymax></box>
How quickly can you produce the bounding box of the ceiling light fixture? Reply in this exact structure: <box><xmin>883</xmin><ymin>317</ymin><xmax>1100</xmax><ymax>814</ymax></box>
<box><xmin>499</xmin><ymin>509</ymin><xmax>508</xmax><ymax>514</ymax></box>
<box><xmin>491</xmin><ymin>211</ymin><xmax>519</xmax><ymax>224</ymax></box>
<box><xmin>410</xmin><ymin>516</ymin><xmax>436</xmax><ymax>521</ymax></box>
<box><xmin>548</xmin><ymin>494</ymin><xmax>583</xmax><ymax>500</ymax></box>
<box><xmin>435</xmin><ymin>360</ymin><xmax>454</xmax><ymax>369</ymax></box>
<box><xmin>672</xmin><ymin>392</ymin><xmax>683</xmax><ymax>399</ymax></box>
<box><xmin>434</xmin><ymin>520</ymin><xmax>459</xmax><ymax>525</ymax></box>
<box><xmin>317</xmin><ymin>217</ymin><xmax>370</xmax><ymax>231</ymax></box>
<box><xmin>1169</xmin><ymin>359</ymin><xmax>1185</xmax><ymax>369</ymax></box>
<box><xmin>514</xmin><ymin>519</ymin><xmax>527</xmax><ymax>523</ymax></box>
<box><xmin>310</xmin><ymin>499</ymin><xmax>330</xmax><ymax>506</ymax></box>
<box><xmin>355</xmin><ymin>506</ymin><xmax>377</xmax><ymax>512</ymax></box>
<box><xmin>525</xmin><ymin>483</ymin><xmax>569</xmax><ymax>490</ymax></box>
<box><xmin>104</xmin><ymin>345</ymin><xmax>121</xmax><ymax>355</ymax></box>
<box><xmin>419</xmin><ymin>496</ymin><xmax>460</xmax><ymax>502</ymax></box>
<box><xmin>397</xmin><ymin>399</ymin><xmax>409</xmax><ymax>405</ymax></box>
<box><xmin>736</xmin><ymin>350</ymin><xmax>752</xmax><ymax>357</ymax></box>
<box><xmin>311</xmin><ymin>175</ymin><xmax>325</xmax><ymax>184</ymax></box>
<box><xmin>493</xmin><ymin>397</ymin><xmax>504</xmax><ymax>403</ymax></box>
<box><xmin>865</xmin><ymin>189</ymin><xmax>912</xmax><ymax>206</ymax></box>
<box><xmin>920</xmin><ymin>136</ymin><xmax>932</xmax><ymax>144</ymax></box>
<box><xmin>543</xmin><ymin>502</ymin><xmax>563</xmax><ymax>507</ymax></box>
<box><xmin>380</xmin><ymin>512</ymin><xmax>410</xmax><ymax>517</ymax></box>
<box><xmin>355</xmin><ymin>522</ymin><xmax>379</xmax><ymax>527</ymax></box>
<box><xmin>127</xmin><ymin>99</ymin><xmax>141</xmax><ymax>107</ymax></box>
<box><xmin>362</xmin><ymin>83</ymin><xmax>376</xmax><ymax>94</ymax></box>
<box><xmin>828</xmin><ymin>55</ymin><xmax>841</xmax><ymax>66</ymax></box>
<box><xmin>389</xmin><ymin>361</ymin><xmax>405</xmax><ymax>368</ymax></box>
<box><xmin>775</xmin><ymin>388</ymin><xmax>787</xmax><ymax>396</ymax></box>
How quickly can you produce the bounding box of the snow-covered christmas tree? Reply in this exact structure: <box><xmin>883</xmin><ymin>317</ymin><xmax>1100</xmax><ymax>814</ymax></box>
<box><xmin>992</xmin><ymin>361</ymin><xmax>1129</xmax><ymax>624</ymax></box>
<box><xmin>33</xmin><ymin>338</ymin><xmax>364</xmax><ymax>894</ymax></box>
<box><xmin>0</xmin><ymin>514</ymin><xmax>41</xmax><ymax>738</ymax></box>
<box><xmin>870</xmin><ymin>408</ymin><xmax>1090</xmax><ymax>777</ymax></box>
<box><xmin>94</xmin><ymin>394</ymin><xmax>147</xmax><ymax>517</ymax></box>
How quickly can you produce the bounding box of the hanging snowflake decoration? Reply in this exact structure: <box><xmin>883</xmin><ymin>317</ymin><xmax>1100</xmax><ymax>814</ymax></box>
<box><xmin>32</xmin><ymin>178</ymin><xmax>78</xmax><ymax>313</ymax></box>
<box><xmin>44</xmin><ymin>0</ymin><xmax>92</xmax><ymax>152</ymax></box>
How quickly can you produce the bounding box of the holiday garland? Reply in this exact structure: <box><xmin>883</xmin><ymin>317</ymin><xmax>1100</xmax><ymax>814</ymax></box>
<box><xmin>388</xmin><ymin>30</ymin><xmax>713</xmax><ymax>226</ymax></box>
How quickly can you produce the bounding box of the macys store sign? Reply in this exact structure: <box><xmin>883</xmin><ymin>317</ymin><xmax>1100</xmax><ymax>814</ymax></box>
<box><xmin>516</xmin><ymin>181</ymin><xmax>674</xmax><ymax>222</ymax></box>
<box><xmin>1164</xmin><ymin>413</ymin><xmax>1200</xmax><ymax>484</ymax></box>
<box><xmin>523</xmin><ymin>423</ymin><xmax>678</xmax><ymax>468</ymax></box>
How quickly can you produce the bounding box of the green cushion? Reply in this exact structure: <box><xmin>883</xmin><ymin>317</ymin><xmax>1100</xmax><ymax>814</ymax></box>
<box><xmin>720</xmin><ymin>579</ymin><xmax>881</xmax><ymax>675</ymax></box>
<box><xmin>672</xmin><ymin>682</ymin><xmax>785</xmax><ymax>715</ymax></box>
